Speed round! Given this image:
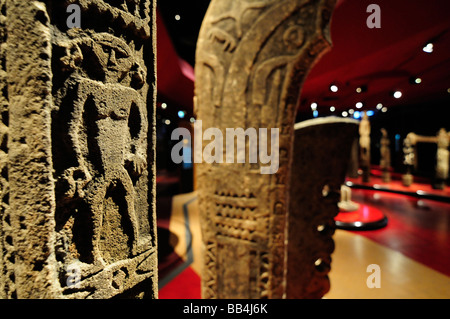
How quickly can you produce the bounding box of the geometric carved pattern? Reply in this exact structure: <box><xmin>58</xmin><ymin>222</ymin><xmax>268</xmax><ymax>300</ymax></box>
<box><xmin>195</xmin><ymin>0</ymin><xmax>336</xmax><ymax>299</ymax></box>
<box><xmin>0</xmin><ymin>0</ymin><xmax>157</xmax><ymax>298</ymax></box>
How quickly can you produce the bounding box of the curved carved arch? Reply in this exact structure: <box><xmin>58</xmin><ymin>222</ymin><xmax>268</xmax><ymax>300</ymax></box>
<box><xmin>195</xmin><ymin>0</ymin><xmax>336</xmax><ymax>299</ymax></box>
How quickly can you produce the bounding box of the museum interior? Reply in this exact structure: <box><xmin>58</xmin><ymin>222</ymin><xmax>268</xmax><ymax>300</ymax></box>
<box><xmin>154</xmin><ymin>0</ymin><xmax>450</xmax><ymax>299</ymax></box>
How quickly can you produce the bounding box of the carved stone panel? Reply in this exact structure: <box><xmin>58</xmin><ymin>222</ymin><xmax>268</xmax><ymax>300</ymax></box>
<box><xmin>194</xmin><ymin>0</ymin><xmax>336</xmax><ymax>299</ymax></box>
<box><xmin>0</xmin><ymin>0</ymin><xmax>157</xmax><ymax>299</ymax></box>
<box><xmin>286</xmin><ymin>118</ymin><xmax>359</xmax><ymax>299</ymax></box>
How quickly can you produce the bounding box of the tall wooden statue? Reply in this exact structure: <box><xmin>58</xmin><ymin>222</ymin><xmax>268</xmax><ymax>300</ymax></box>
<box><xmin>194</xmin><ymin>0</ymin><xmax>336</xmax><ymax>299</ymax></box>
<box><xmin>359</xmin><ymin>113</ymin><xmax>371</xmax><ymax>182</ymax></box>
<box><xmin>380</xmin><ymin>128</ymin><xmax>391</xmax><ymax>183</ymax></box>
<box><xmin>0</xmin><ymin>0</ymin><xmax>158</xmax><ymax>299</ymax></box>
<box><xmin>402</xmin><ymin>134</ymin><xmax>415</xmax><ymax>186</ymax></box>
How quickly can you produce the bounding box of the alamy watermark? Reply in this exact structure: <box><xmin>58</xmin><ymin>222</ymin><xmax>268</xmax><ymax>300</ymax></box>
<box><xmin>366</xmin><ymin>264</ymin><xmax>381</xmax><ymax>288</ymax></box>
<box><xmin>66</xmin><ymin>263</ymin><xmax>81</xmax><ymax>289</ymax></box>
<box><xmin>171</xmin><ymin>120</ymin><xmax>280</xmax><ymax>175</ymax></box>
<box><xmin>366</xmin><ymin>4</ymin><xmax>381</xmax><ymax>29</ymax></box>
<box><xmin>66</xmin><ymin>4</ymin><xmax>81</xmax><ymax>29</ymax></box>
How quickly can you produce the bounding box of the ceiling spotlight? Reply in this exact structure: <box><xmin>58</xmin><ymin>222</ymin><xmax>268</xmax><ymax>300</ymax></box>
<box><xmin>310</xmin><ymin>102</ymin><xmax>318</xmax><ymax>110</ymax></box>
<box><xmin>330</xmin><ymin>106</ymin><xmax>335</xmax><ymax>112</ymax></box>
<box><xmin>356</xmin><ymin>85</ymin><xmax>367</xmax><ymax>93</ymax></box>
<box><xmin>423</xmin><ymin>43</ymin><xmax>433</xmax><ymax>53</ymax></box>
<box><xmin>178</xmin><ymin>110</ymin><xmax>186</xmax><ymax>119</ymax></box>
<box><xmin>366</xmin><ymin>110</ymin><xmax>374</xmax><ymax>116</ymax></box>
<box><xmin>393</xmin><ymin>91</ymin><xmax>402</xmax><ymax>99</ymax></box>
<box><xmin>376</xmin><ymin>103</ymin><xmax>383</xmax><ymax>110</ymax></box>
<box><xmin>313</xmin><ymin>110</ymin><xmax>319</xmax><ymax>118</ymax></box>
<box><xmin>381</xmin><ymin>107</ymin><xmax>387</xmax><ymax>113</ymax></box>
<box><xmin>356</xmin><ymin>102</ymin><xmax>363</xmax><ymax>108</ymax></box>
<box><xmin>348</xmin><ymin>109</ymin><xmax>355</xmax><ymax>114</ymax></box>
<box><xmin>342</xmin><ymin>111</ymin><xmax>348</xmax><ymax>117</ymax></box>
<box><xmin>330</xmin><ymin>84</ymin><xmax>338</xmax><ymax>92</ymax></box>
<box><xmin>164</xmin><ymin>119</ymin><xmax>171</xmax><ymax>125</ymax></box>
<box><xmin>161</xmin><ymin>103</ymin><xmax>167</xmax><ymax>109</ymax></box>
<box><xmin>190</xmin><ymin>117</ymin><xmax>196</xmax><ymax>123</ymax></box>
<box><xmin>175</xmin><ymin>14</ymin><xmax>181</xmax><ymax>21</ymax></box>
<box><xmin>353</xmin><ymin>111</ymin><xmax>361</xmax><ymax>119</ymax></box>
<box><xmin>409</xmin><ymin>76</ymin><xmax>422</xmax><ymax>84</ymax></box>
<box><xmin>447</xmin><ymin>88</ymin><xmax>450</xmax><ymax>94</ymax></box>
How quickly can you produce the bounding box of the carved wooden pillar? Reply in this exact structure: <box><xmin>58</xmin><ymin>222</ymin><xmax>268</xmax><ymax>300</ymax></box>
<box><xmin>287</xmin><ymin>118</ymin><xmax>359</xmax><ymax>298</ymax></box>
<box><xmin>194</xmin><ymin>0</ymin><xmax>336</xmax><ymax>299</ymax></box>
<box><xmin>0</xmin><ymin>0</ymin><xmax>157</xmax><ymax>299</ymax></box>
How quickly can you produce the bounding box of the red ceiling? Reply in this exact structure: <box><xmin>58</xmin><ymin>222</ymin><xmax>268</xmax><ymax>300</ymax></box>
<box><xmin>156</xmin><ymin>10</ymin><xmax>194</xmax><ymax>110</ymax></box>
<box><xmin>157</xmin><ymin>0</ymin><xmax>450</xmax><ymax>116</ymax></box>
<box><xmin>301</xmin><ymin>0</ymin><xmax>450</xmax><ymax>114</ymax></box>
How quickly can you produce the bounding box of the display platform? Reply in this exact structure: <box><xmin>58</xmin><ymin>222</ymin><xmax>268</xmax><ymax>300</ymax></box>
<box><xmin>335</xmin><ymin>204</ymin><xmax>388</xmax><ymax>230</ymax></box>
<box><xmin>346</xmin><ymin>170</ymin><xmax>450</xmax><ymax>203</ymax></box>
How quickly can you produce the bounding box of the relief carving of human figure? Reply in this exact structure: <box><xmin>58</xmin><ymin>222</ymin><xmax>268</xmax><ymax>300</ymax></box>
<box><xmin>54</xmin><ymin>32</ymin><xmax>149</xmax><ymax>270</ymax></box>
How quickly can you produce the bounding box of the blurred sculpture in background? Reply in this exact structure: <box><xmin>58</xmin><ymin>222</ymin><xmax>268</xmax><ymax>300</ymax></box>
<box><xmin>380</xmin><ymin>128</ymin><xmax>391</xmax><ymax>183</ymax></box>
<box><xmin>359</xmin><ymin>113</ymin><xmax>371</xmax><ymax>182</ymax></box>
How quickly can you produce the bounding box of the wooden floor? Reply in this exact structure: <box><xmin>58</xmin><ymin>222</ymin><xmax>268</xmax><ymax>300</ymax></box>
<box><xmin>159</xmin><ymin>186</ymin><xmax>450</xmax><ymax>299</ymax></box>
<box><xmin>328</xmin><ymin>230</ymin><xmax>450</xmax><ymax>298</ymax></box>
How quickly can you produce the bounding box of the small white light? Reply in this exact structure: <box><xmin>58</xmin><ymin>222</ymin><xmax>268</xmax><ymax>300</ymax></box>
<box><xmin>415</xmin><ymin>77</ymin><xmax>422</xmax><ymax>84</ymax></box>
<box><xmin>356</xmin><ymin>102</ymin><xmax>363</xmax><ymax>108</ymax></box>
<box><xmin>348</xmin><ymin>109</ymin><xmax>354</xmax><ymax>114</ymax></box>
<box><xmin>330</xmin><ymin>106</ymin><xmax>335</xmax><ymax>112</ymax></box>
<box><xmin>190</xmin><ymin>117</ymin><xmax>196</xmax><ymax>123</ymax></box>
<box><xmin>423</xmin><ymin>43</ymin><xmax>433</xmax><ymax>53</ymax></box>
<box><xmin>310</xmin><ymin>102</ymin><xmax>318</xmax><ymax>110</ymax></box>
<box><xmin>393</xmin><ymin>91</ymin><xmax>402</xmax><ymax>99</ymax></box>
<box><xmin>330</xmin><ymin>85</ymin><xmax>338</xmax><ymax>92</ymax></box>
<box><xmin>354</xmin><ymin>222</ymin><xmax>363</xmax><ymax>227</ymax></box>
<box><xmin>164</xmin><ymin>119</ymin><xmax>171</xmax><ymax>125</ymax></box>
<box><xmin>381</xmin><ymin>107</ymin><xmax>388</xmax><ymax>113</ymax></box>
<box><xmin>376</xmin><ymin>103</ymin><xmax>383</xmax><ymax>110</ymax></box>
<box><xmin>447</xmin><ymin>88</ymin><xmax>450</xmax><ymax>94</ymax></box>
<box><xmin>417</xmin><ymin>200</ymin><xmax>425</xmax><ymax>207</ymax></box>
<box><xmin>342</xmin><ymin>111</ymin><xmax>348</xmax><ymax>117</ymax></box>
<box><xmin>175</xmin><ymin>14</ymin><xmax>181</xmax><ymax>21</ymax></box>
<box><xmin>161</xmin><ymin>103</ymin><xmax>167</xmax><ymax>109</ymax></box>
<box><xmin>356</xmin><ymin>87</ymin><xmax>362</xmax><ymax>93</ymax></box>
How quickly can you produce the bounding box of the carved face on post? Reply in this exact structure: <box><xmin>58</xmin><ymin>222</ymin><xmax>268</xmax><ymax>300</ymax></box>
<box><xmin>92</xmin><ymin>34</ymin><xmax>134</xmax><ymax>83</ymax></box>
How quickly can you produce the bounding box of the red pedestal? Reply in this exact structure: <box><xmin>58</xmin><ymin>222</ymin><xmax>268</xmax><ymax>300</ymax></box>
<box><xmin>335</xmin><ymin>203</ymin><xmax>388</xmax><ymax>230</ymax></box>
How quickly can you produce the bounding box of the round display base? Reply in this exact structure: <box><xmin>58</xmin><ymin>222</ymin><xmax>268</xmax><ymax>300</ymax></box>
<box><xmin>335</xmin><ymin>204</ymin><xmax>388</xmax><ymax>230</ymax></box>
